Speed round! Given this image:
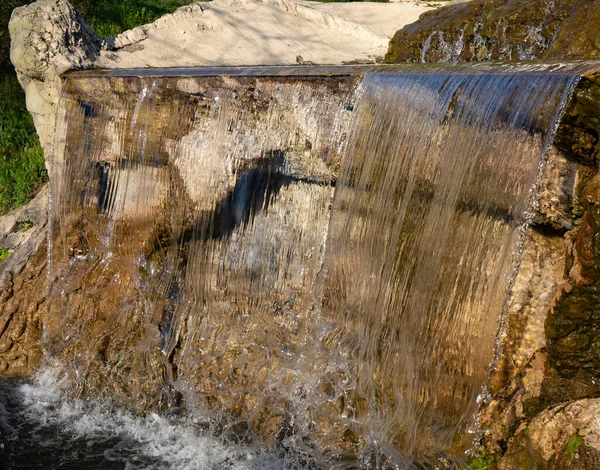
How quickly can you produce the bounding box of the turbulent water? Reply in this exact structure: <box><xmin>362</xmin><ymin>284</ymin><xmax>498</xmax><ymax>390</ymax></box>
<box><xmin>0</xmin><ymin>366</ymin><xmax>305</xmax><ymax>469</ymax></box>
<box><xmin>14</xmin><ymin>64</ymin><xmax>587</xmax><ymax>468</ymax></box>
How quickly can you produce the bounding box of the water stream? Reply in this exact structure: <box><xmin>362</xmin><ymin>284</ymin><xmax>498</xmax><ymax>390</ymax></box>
<box><xmin>2</xmin><ymin>63</ymin><xmax>595</xmax><ymax>469</ymax></box>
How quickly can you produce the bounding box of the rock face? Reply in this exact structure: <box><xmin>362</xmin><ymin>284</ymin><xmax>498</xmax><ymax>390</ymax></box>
<box><xmin>472</xmin><ymin>74</ymin><xmax>600</xmax><ymax>469</ymax></box>
<box><xmin>0</xmin><ymin>187</ymin><xmax>49</xmax><ymax>375</ymax></box>
<box><xmin>9</xmin><ymin>0</ymin><xmax>102</xmax><ymax>160</ymax></box>
<box><xmin>499</xmin><ymin>399</ymin><xmax>600</xmax><ymax>469</ymax></box>
<box><xmin>385</xmin><ymin>0</ymin><xmax>600</xmax><ymax>64</ymax></box>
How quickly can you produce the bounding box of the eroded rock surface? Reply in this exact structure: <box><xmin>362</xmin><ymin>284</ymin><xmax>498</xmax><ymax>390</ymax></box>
<box><xmin>384</xmin><ymin>3</ymin><xmax>600</xmax><ymax>461</ymax></box>
<box><xmin>475</xmin><ymin>73</ymin><xmax>600</xmax><ymax>470</ymax></box>
<box><xmin>387</xmin><ymin>3</ymin><xmax>600</xmax><ymax>459</ymax></box>
<box><xmin>498</xmin><ymin>398</ymin><xmax>600</xmax><ymax>469</ymax></box>
<box><xmin>386</xmin><ymin>0</ymin><xmax>600</xmax><ymax>64</ymax></box>
<box><xmin>0</xmin><ymin>187</ymin><xmax>48</xmax><ymax>376</ymax></box>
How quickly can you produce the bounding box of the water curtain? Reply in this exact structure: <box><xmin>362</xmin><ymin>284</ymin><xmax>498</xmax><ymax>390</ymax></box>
<box><xmin>48</xmin><ymin>64</ymin><xmax>587</xmax><ymax>467</ymax></box>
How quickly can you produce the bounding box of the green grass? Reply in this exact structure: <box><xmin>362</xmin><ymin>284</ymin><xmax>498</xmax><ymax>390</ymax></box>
<box><xmin>71</xmin><ymin>0</ymin><xmax>201</xmax><ymax>37</ymax></box>
<box><xmin>0</xmin><ymin>74</ymin><xmax>47</xmax><ymax>215</ymax></box>
<box><xmin>0</xmin><ymin>247</ymin><xmax>10</xmax><ymax>265</ymax></box>
<box><xmin>16</xmin><ymin>220</ymin><xmax>36</xmax><ymax>232</ymax></box>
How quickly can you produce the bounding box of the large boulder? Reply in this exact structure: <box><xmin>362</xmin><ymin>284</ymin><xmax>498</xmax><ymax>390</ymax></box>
<box><xmin>0</xmin><ymin>187</ymin><xmax>48</xmax><ymax>376</ymax></box>
<box><xmin>9</xmin><ymin>0</ymin><xmax>102</xmax><ymax>159</ymax></box>
<box><xmin>385</xmin><ymin>0</ymin><xmax>600</xmax><ymax>64</ymax></box>
<box><xmin>498</xmin><ymin>398</ymin><xmax>600</xmax><ymax>469</ymax></box>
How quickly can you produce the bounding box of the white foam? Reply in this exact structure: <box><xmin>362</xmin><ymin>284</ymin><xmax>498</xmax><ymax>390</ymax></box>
<box><xmin>11</xmin><ymin>366</ymin><xmax>289</xmax><ymax>470</ymax></box>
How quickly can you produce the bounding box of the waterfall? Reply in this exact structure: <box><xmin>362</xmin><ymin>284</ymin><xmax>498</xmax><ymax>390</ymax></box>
<box><xmin>42</xmin><ymin>64</ymin><xmax>589</xmax><ymax>468</ymax></box>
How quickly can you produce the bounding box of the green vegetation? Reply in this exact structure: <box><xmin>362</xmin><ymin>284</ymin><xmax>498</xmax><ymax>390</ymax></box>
<box><xmin>0</xmin><ymin>74</ymin><xmax>46</xmax><ymax>214</ymax></box>
<box><xmin>1</xmin><ymin>1</ymin><xmax>46</xmax><ymax>215</ymax></box>
<box><xmin>16</xmin><ymin>220</ymin><xmax>36</xmax><ymax>232</ymax></box>
<box><xmin>467</xmin><ymin>453</ymin><xmax>497</xmax><ymax>470</ymax></box>
<box><xmin>0</xmin><ymin>247</ymin><xmax>10</xmax><ymax>265</ymax></box>
<box><xmin>70</xmin><ymin>0</ymin><xmax>200</xmax><ymax>37</ymax></box>
<box><xmin>565</xmin><ymin>433</ymin><xmax>584</xmax><ymax>462</ymax></box>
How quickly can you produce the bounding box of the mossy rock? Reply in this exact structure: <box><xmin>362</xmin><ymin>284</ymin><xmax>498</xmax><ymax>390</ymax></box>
<box><xmin>554</xmin><ymin>74</ymin><xmax>600</xmax><ymax>167</ymax></box>
<box><xmin>541</xmin><ymin>174</ymin><xmax>600</xmax><ymax>409</ymax></box>
<box><xmin>385</xmin><ymin>0</ymin><xmax>600</xmax><ymax>64</ymax></box>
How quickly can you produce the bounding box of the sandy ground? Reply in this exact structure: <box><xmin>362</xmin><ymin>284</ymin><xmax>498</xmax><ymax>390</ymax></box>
<box><xmin>95</xmin><ymin>0</ymin><xmax>439</xmax><ymax>68</ymax></box>
<box><xmin>311</xmin><ymin>0</ymin><xmax>438</xmax><ymax>39</ymax></box>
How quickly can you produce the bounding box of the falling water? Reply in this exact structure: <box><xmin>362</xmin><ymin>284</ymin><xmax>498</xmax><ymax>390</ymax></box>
<box><xmin>24</xmin><ymin>64</ymin><xmax>591</xmax><ymax>468</ymax></box>
<box><xmin>319</xmin><ymin>66</ymin><xmax>580</xmax><ymax>464</ymax></box>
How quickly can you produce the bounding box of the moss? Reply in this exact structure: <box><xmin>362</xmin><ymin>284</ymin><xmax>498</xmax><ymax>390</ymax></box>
<box><xmin>386</xmin><ymin>0</ymin><xmax>600</xmax><ymax>64</ymax></box>
<box><xmin>545</xmin><ymin>281</ymin><xmax>600</xmax><ymax>382</ymax></box>
<box><xmin>16</xmin><ymin>220</ymin><xmax>35</xmax><ymax>232</ymax></box>
<box><xmin>522</xmin><ymin>396</ymin><xmax>545</xmax><ymax>420</ymax></box>
<box><xmin>553</xmin><ymin>75</ymin><xmax>600</xmax><ymax>167</ymax></box>
<box><xmin>565</xmin><ymin>433</ymin><xmax>584</xmax><ymax>463</ymax></box>
<box><xmin>467</xmin><ymin>453</ymin><xmax>498</xmax><ymax>469</ymax></box>
<box><xmin>0</xmin><ymin>247</ymin><xmax>10</xmax><ymax>265</ymax></box>
<box><xmin>502</xmin><ymin>449</ymin><xmax>545</xmax><ymax>470</ymax></box>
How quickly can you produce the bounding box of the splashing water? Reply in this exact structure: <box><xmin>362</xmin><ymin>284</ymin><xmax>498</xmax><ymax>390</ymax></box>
<box><xmin>26</xmin><ymin>64</ymin><xmax>595</xmax><ymax>467</ymax></box>
<box><xmin>0</xmin><ymin>365</ymin><xmax>315</xmax><ymax>469</ymax></box>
